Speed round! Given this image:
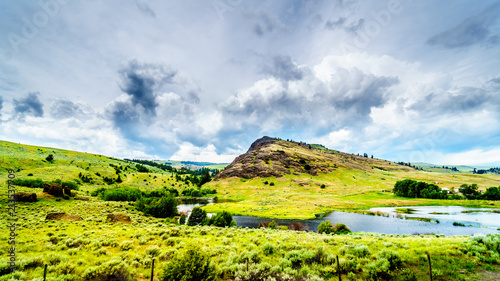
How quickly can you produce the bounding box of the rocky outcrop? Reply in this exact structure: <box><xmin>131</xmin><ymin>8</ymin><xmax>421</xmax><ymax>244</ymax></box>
<box><xmin>214</xmin><ymin>136</ymin><xmax>332</xmax><ymax>180</ymax></box>
<box><xmin>107</xmin><ymin>213</ymin><xmax>132</xmax><ymax>224</ymax></box>
<box><xmin>13</xmin><ymin>192</ymin><xmax>37</xmax><ymax>202</ymax></box>
<box><xmin>46</xmin><ymin>212</ymin><xmax>82</xmax><ymax>221</ymax></box>
<box><xmin>43</xmin><ymin>183</ymin><xmax>71</xmax><ymax>197</ymax></box>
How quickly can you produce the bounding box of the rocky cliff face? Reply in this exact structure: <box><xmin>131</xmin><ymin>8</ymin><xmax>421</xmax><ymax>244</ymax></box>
<box><xmin>214</xmin><ymin>136</ymin><xmax>415</xmax><ymax>180</ymax></box>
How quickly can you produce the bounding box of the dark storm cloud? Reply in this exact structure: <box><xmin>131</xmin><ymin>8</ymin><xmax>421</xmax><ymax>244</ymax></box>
<box><xmin>426</xmin><ymin>2</ymin><xmax>500</xmax><ymax>49</ymax></box>
<box><xmin>408</xmin><ymin>85</ymin><xmax>499</xmax><ymax>116</ymax></box>
<box><xmin>262</xmin><ymin>55</ymin><xmax>304</xmax><ymax>81</ymax></box>
<box><xmin>135</xmin><ymin>0</ymin><xmax>156</xmax><ymax>18</ymax></box>
<box><xmin>13</xmin><ymin>92</ymin><xmax>44</xmax><ymax>118</ymax></box>
<box><xmin>117</xmin><ymin>60</ymin><xmax>176</xmax><ymax>116</ymax></box>
<box><xmin>108</xmin><ymin>60</ymin><xmax>177</xmax><ymax>138</ymax></box>
<box><xmin>220</xmin><ymin>67</ymin><xmax>398</xmax><ymax>138</ymax></box>
<box><xmin>50</xmin><ymin>99</ymin><xmax>85</xmax><ymax>119</ymax></box>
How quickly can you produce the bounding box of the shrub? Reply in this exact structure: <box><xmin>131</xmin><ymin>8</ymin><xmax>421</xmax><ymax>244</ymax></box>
<box><xmin>208</xmin><ymin>211</ymin><xmax>233</xmax><ymax>227</ymax></box>
<box><xmin>91</xmin><ymin>187</ymin><xmax>107</xmax><ymax>197</ymax></box>
<box><xmin>318</xmin><ymin>220</ymin><xmax>334</xmax><ymax>234</ymax></box>
<box><xmin>333</xmin><ymin>223</ymin><xmax>351</xmax><ymax>234</ymax></box>
<box><xmin>365</xmin><ymin>258</ymin><xmax>391</xmax><ymax>280</ymax></box>
<box><xmin>187</xmin><ymin>207</ymin><xmax>207</xmax><ymax>226</ymax></box>
<box><xmin>82</xmin><ymin>258</ymin><xmax>131</xmax><ymax>281</ymax></box>
<box><xmin>146</xmin><ymin>246</ymin><xmax>161</xmax><ymax>257</ymax></box>
<box><xmin>339</xmin><ymin>244</ymin><xmax>370</xmax><ymax>258</ymax></box>
<box><xmin>103</xmin><ymin>187</ymin><xmax>142</xmax><ymax>201</ymax></box>
<box><xmin>377</xmin><ymin>249</ymin><xmax>402</xmax><ymax>270</ymax></box>
<box><xmin>179</xmin><ymin>213</ymin><xmax>187</xmax><ymax>225</ymax></box>
<box><xmin>320</xmin><ymin>184</ymin><xmax>326</xmax><ymax>189</ymax></box>
<box><xmin>268</xmin><ymin>220</ymin><xmax>277</xmax><ymax>229</ymax></box>
<box><xmin>160</xmin><ymin>246</ymin><xmax>216</xmax><ymax>281</ymax></box>
<box><xmin>262</xmin><ymin>243</ymin><xmax>275</xmax><ymax>255</ymax></box>
<box><xmin>143</xmin><ymin>195</ymin><xmax>178</xmax><ymax>218</ymax></box>
<box><xmin>119</xmin><ymin>240</ymin><xmax>134</xmax><ymax>251</ymax></box>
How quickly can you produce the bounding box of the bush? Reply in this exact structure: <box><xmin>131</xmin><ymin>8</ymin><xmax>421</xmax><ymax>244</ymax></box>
<box><xmin>91</xmin><ymin>187</ymin><xmax>107</xmax><ymax>197</ymax></box>
<box><xmin>365</xmin><ymin>258</ymin><xmax>391</xmax><ymax>280</ymax></box>
<box><xmin>320</xmin><ymin>184</ymin><xmax>326</xmax><ymax>189</ymax></box>
<box><xmin>206</xmin><ymin>211</ymin><xmax>233</xmax><ymax>227</ymax></box>
<box><xmin>318</xmin><ymin>220</ymin><xmax>334</xmax><ymax>234</ymax></box>
<box><xmin>333</xmin><ymin>223</ymin><xmax>351</xmax><ymax>234</ymax></box>
<box><xmin>268</xmin><ymin>220</ymin><xmax>277</xmax><ymax>229</ymax></box>
<box><xmin>82</xmin><ymin>258</ymin><xmax>131</xmax><ymax>280</ymax></box>
<box><xmin>103</xmin><ymin>187</ymin><xmax>142</xmax><ymax>201</ymax></box>
<box><xmin>262</xmin><ymin>243</ymin><xmax>275</xmax><ymax>255</ymax></box>
<box><xmin>160</xmin><ymin>246</ymin><xmax>216</xmax><ymax>281</ymax></box>
<box><xmin>377</xmin><ymin>249</ymin><xmax>402</xmax><ymax>270</ymax></box>
<box><xmin>143</xmin><ymin>195</ymin><xmax>178</xmax><ymax>218</ymax></box>
<box><xmin>179</xmin><ymin>213</ymin><xmax>187</xmax><ymax>225</ymax></box>
<box><xmin>340</xmin><ymin>244</ymin><xmax>370</xmax><ymax>258</ymax></box>
<box><xmin>187</xmin><ymin>207</ymin><xmax>207</xmax><ymax>226</ymax></box>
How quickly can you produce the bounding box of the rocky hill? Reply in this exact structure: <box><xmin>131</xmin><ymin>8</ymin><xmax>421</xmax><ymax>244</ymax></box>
<box><xmin>214</xmin><ymin>136</ymin><xmax>414</xmax><ymax>180</ymax></box>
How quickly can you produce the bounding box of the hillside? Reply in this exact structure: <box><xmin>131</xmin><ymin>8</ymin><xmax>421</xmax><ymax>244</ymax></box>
<box><xmin>204</xmin><ymin>137</ymin><xmax>500</xmax><ymax>219</ymax></box>
<box><xmin>215</xmin><ymin>136</ymin><xmax>414</xmax><ymax>180</ymax></box>
<box><xmin>0</xmin><ymin>140</ymin><xmax>206</xmax><ymax>192</ymax></box>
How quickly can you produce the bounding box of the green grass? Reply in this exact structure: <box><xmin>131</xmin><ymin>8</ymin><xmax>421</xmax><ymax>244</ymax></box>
<box><xmin>0</xmin><ymin>195</ymin><xmax>499</xmax><ymax>280</ymax></box>
<box><xmin>2</xmin><ymin>140</ymin><xmax>500</xmax><ymax>280</ymax></box>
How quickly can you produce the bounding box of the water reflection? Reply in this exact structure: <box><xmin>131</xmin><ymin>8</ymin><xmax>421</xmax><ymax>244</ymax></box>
<box><xmin>177</xmin><ymin>202</ymin><xmax>500</xmax><ymax>236</ymax></box>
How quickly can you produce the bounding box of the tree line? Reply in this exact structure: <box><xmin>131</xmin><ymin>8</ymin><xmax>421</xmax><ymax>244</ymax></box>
<box><xmin>393</xmin><ymin>179</ymin><xmax>500</xmax><ymax>200</ymax></box>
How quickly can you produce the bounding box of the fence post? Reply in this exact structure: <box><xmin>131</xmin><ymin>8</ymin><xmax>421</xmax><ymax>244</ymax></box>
<box><xmin>150</xmin><ymin>259</ymin><xmax>155</xmax><ymax>281</ymax></box>
<box><xmin>427</xmin><ymin>254</ymin><xmax>433</xmax><ymax>281</ymax></box>
<box><xmin>43</xmin><ymin>264</ymin><xmax>47</xmax><ymax>281</ymax></box>
<box><xmin>336</xmin><ymin>255</ymin><xmax>341</xmax><ymax>281</ymax></box>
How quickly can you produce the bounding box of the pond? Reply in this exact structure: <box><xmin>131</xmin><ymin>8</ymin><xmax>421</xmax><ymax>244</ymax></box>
<box><xmin>177</xmin><ymin>202</ymin><xmax>500</xmax><ymax>236</ymax></box>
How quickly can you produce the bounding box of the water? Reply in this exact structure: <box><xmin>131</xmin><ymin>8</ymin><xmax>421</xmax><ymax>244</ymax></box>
<box><xmin>177</xmin><ymin>202</ymin><xmax>500</xmax><ymax>235</ymax></box>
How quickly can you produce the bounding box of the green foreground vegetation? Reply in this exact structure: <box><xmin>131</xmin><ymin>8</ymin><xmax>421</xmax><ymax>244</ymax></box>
<box><xmin>1</xmin><ymin>196</ymin><xmax>500</xmax><ymax>281</ymax></box>
<box><xmin>2</xmin><ymin>139</ymin><xmax>500</xmax><ymax>280</ymax></box>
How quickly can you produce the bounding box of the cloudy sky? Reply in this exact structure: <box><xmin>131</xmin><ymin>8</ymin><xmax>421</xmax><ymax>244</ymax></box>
<box><xmin>1</xmin><ymin>0</ymin><xmax>500</xmax><ymax>165</ymax></box>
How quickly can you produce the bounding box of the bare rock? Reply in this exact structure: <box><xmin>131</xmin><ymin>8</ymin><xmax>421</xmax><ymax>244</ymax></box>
<box><xmin>107</xmin><ymin>213</ymin><xmax>132</xmax><ymax>224</ymax></box>
<box><xmin>43</xmin><ymin>183</ymin><xmax>71</xmax><ymax>197</ymax></box>
<box><xmin>13</xmin><ymin>192</ymin><xmax>37</xmax><ymax>202</ymax></box>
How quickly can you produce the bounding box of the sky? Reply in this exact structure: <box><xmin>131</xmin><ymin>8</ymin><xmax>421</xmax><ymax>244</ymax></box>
<box><xmin>1</xmin><ymin>0</ymin><xmax>500</xmax><ymax>165</ymax></box>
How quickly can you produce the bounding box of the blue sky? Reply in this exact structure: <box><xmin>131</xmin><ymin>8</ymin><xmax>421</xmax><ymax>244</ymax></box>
<box><xmin>1</xmin><ymin>0</ymin><xmax>500</xmax><ymax>165</ymax></box>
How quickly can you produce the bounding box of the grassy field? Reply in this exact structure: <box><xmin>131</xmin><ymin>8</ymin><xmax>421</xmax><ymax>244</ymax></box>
<box><xmin>203</xmin><ymin>167</ymin><xmax>500</xmax><ymax>219</ymax></box>
<box><xmin>1</xmin><ymin>193</ymin><xmax>500</xmax><ymax>281</ymax></box>
<box><xmin>2</xmin><ymin>139</ymin><xmax>500</xmax><ymax>280</ymax></box>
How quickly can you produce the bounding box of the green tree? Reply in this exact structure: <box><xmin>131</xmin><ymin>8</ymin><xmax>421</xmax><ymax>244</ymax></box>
<box><xmin>268</xmin><ymin>220</ymin><xmax>277</xmax><ymax>229</ymax></box>
<box><xmin>46</xmin><ymin>154</ymin><xmax>54</xmax><ymax>162</ymax></box>
<box><xmin>483</xmin><ymin>186</ymin><xmax>500</xmax><ymax>200</ymax></box>
<box><xmin>318</xmin><ymin>220</ymin><xmax>334</xmax><ymax>234</ymax></box>
<box><xmin>144</xmin><ymin>195</ymin><xmax>178</xmax><ymax>218</ymax></box>
<box><xmin>459</xmin><ymin>184</ymin><xmax>479</xmax><ymax>199</ymax></box>
<box><xmin>187</xmin><ymin>207</ymin><xmax>207</xmax><ymax>226</ymax></box>
<box><xmin>160</xmin><ymin>246</ymin><xmax>216</xmax><ymax>281</ymax></box>
<box><xmin>179</xmin><ymin>213</ymin><xmax>187</xmax><ymax>225</ymax></box>
<box><xmin>198</xmin><ymin>170</ymin><xmax>212</xmax><ymax>187</ymax></box>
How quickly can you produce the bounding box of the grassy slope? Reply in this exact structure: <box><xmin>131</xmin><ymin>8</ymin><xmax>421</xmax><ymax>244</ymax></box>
<box><xmin>204</xmin><ymin>139</ymin><xmax>500</xmax><ymax>219</ymax></box>
<box><xmin>0</xmin><ymin>140</ymin><xmax>201</xmax><ymax>194</ymax></box>
<box><xmin>1</xmin><ymin>140</ymin><xmax>500</xmax><ymax>280</ymax></box>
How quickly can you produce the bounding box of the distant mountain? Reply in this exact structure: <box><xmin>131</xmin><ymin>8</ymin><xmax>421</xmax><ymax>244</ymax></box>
<box><xmin>215</xmin><ymin>136</ymin><xmax>415</xmax><ymax>180</ymax></box>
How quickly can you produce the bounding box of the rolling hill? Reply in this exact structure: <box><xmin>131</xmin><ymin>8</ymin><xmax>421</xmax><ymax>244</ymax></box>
<box><xmin>204</xmin><ymin>137</ymin><xmax>500</xmax><ymax>219</ymax></box>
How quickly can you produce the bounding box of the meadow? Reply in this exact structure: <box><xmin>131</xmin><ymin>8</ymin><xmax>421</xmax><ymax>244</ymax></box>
<box><xmin>1</xmin><ymin>193</ymin><xmax>500</xmax><ymax>281</ymax></box>
<box><xmin>2</xmin><ymin>139</ymin><xmax>500</xmax><ymax>280</ymax></box>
